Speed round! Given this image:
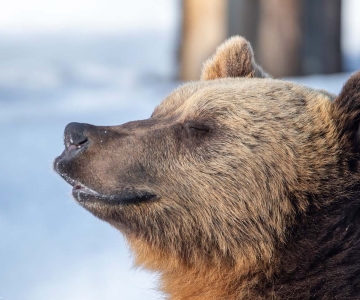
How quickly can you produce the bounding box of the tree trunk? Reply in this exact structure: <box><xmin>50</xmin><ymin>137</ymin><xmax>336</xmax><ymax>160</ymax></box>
<box><xmin>179</xmin><ymin>0</ymin><xmax>227</xmax><ymax>81</ymax></box>
<box><xmin>228</xmin><ymin>0</ymin><xmax>260</xmax><ymax>50</ymax></box>
<box><xmin>302</xmin><ymin>0</ymin><xmax>342</xmax><ymax>74</ymax></box>
<box><xmin>257</xmin><ymin>0</ymin><xmax>302</xmax><ymax>77</ymax></box>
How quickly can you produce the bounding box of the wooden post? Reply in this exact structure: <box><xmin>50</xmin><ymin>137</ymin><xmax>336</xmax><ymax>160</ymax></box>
<box><xmin>302</xmin><ymin>0</ymin><xmax>342</xmax><ymax>74</ymax></box>
<box><xmin>257</xmin><ymin>0</ymin><xmax>342</xmax><ymax>76</ymax></box>
<box><xmin>228</xmin><ymin>0</ymin><xmax>260</xmax><ymax>51</ymax></box>
<box><xmin>179</xmin><ymin>0</ymin><xmax>227</xmax><ymax>81</ymax></box>
<box><xmin>257</xmin><ymin>0</ymin><xmax>302</xmax><ymax>77</ymax></box>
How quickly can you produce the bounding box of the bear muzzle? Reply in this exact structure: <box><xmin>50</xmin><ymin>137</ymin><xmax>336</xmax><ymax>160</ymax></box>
<box><xmin>54</xmin><ymin>121</ymin><xmax>159</xmax><ymax>207</ymax></box>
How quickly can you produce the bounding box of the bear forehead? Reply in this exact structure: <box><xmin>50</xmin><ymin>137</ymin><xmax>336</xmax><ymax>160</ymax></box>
<box><xmin>152</xmin><ymin>78</ymin><xmax>334</xmax><ymax>123</ymax></box>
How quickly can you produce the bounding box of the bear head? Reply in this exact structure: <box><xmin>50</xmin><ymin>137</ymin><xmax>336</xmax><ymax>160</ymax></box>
<box><xmin>54</xmin><ymin>37</ymin><xmax>360</xmax><ymax>299</ymax></box>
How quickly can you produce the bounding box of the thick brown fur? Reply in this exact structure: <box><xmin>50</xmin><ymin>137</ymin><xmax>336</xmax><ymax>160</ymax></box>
<box><xmin>55</xmin><ymin>36</ymin><xmax>360</xmax><ymax>299</ymax></box>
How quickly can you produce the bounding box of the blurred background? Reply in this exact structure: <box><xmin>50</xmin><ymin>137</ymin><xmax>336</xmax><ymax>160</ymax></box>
<box><xmin>1</xmin><ymin>1</ymin><xmax>360</xmax><ymax>299</ymax></box>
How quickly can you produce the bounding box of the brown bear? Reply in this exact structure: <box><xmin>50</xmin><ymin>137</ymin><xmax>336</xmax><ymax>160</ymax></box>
<box><xmin>54</xmin><ymin>36</ymin><xmax>360</xmax><ymax>299</ymax></box>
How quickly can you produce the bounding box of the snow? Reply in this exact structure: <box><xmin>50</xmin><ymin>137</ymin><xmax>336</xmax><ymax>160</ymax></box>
<box><xmin>0</xmin><ymin>1</ymin><xmax>359</xmax><ymax>299</ymax></box>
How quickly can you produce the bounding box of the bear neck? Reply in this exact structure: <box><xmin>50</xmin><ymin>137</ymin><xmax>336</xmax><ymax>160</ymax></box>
<box><xmin>157</xmin><ymin>192</ymin><xmax>360</xmax><ymax>300</ymax></box>
<box><xmin>128</xmin><ymin>188</ymin><xmax>360</xmax><ymax>299</ymax></box>
<box><xmin>273</xmin><ymin>190</ymin><xmax>360</xmax><ymax>299</ymax></box>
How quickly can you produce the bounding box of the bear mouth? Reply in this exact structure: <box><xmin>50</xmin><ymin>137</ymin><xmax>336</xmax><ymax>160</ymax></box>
<box><xmin>56</xmin><ymin>171</ymin><xmax>157</xmax><ymax>205</ymax></box>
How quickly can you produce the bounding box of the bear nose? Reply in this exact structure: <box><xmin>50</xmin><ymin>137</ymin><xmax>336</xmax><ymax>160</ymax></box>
<box><xmin>64</xmin><ymin>122</ymin><xmax>90</xmax><ymax>155</ymax></box>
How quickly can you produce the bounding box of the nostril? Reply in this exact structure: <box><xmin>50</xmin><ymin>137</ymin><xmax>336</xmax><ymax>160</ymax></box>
<box><xmin>64</xmin><ymin>122</ymin><xmax>90</xmax><ymax>153</ymax></box>
<box><xmin>75</xmin><ymin>137</ymin><xmax>88</xmax><ymax>147</ymax></box>
<box><xmin>67</xmin><ymin>139</ymin><xmax>87</xmax><ymax>152</ymax></box>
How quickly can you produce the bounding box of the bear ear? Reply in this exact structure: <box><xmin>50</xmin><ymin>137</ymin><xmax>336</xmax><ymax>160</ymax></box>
<box><xmin>333</xmin><ymin>71</ymin><xmax>360</xmax><ymax>143</ymax></box>
<box><xmin>200</xmin><ymin>36</ymin><xmax>270</xmax><ymax>81</ymax></box>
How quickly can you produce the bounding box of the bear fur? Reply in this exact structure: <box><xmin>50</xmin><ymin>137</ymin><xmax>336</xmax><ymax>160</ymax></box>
<box><xmin>54</xmin><ymin>36</ymin><xmax>360</xmax><ymax>299</ymax></box>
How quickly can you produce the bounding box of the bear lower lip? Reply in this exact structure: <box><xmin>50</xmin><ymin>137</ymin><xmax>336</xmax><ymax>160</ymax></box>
<box><xmin>72</xmin><ymin>188</ymin><xmax>158</xmax><ymax>205</ymax></box>
<box><xmin>113</xmin><ymin>190</ymin><xmax>158</xmax><ymax>205</ymax></box>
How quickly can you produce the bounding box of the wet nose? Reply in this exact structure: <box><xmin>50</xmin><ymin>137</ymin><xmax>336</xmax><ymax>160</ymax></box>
<box><xmin>64</xmin><ymin>122</ymin><xmax>90</xmax><ymax>155</ymax></box>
